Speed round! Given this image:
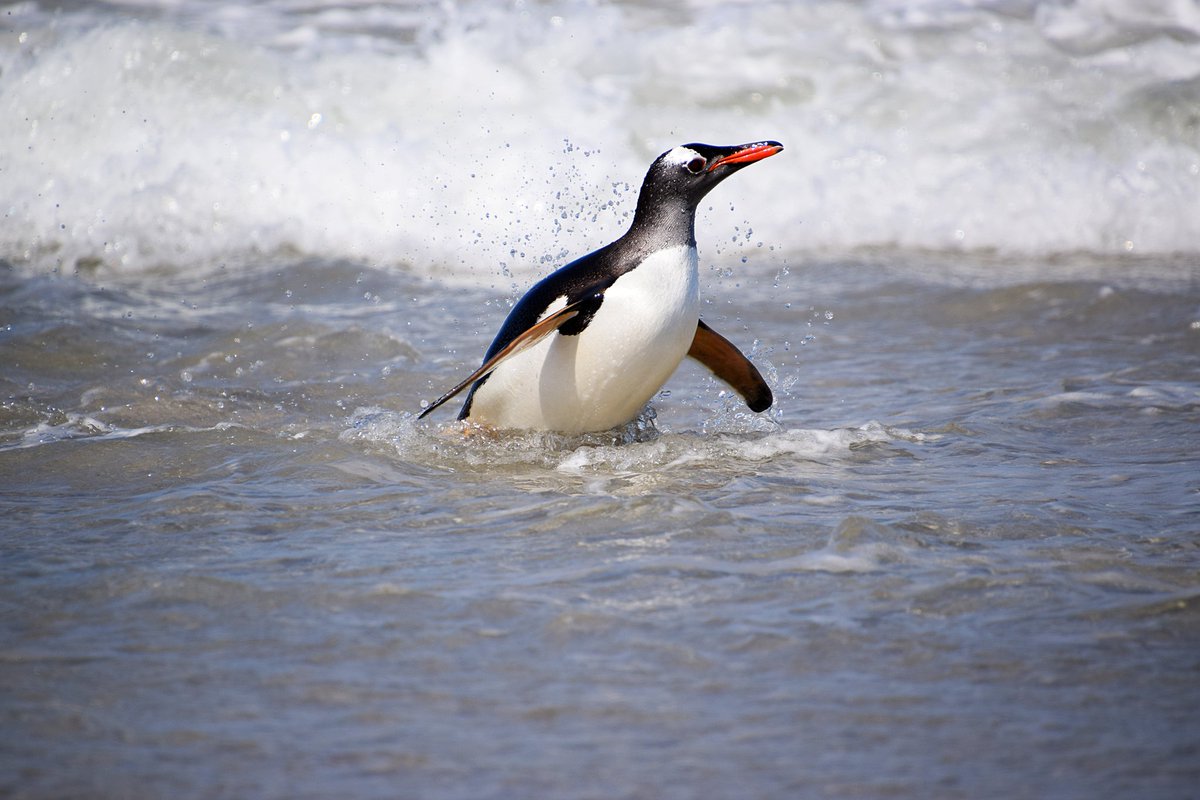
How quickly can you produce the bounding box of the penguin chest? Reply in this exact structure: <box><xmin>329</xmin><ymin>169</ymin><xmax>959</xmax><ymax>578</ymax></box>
<box><xmin>553</xmin><ymin>245</ymin><xmax>701</xmax><ymax>427</ymax></box>
<box><xmin>474</xmin><ymin>245</ymin><xmax>700</xmax><ymax>432</ymax></box>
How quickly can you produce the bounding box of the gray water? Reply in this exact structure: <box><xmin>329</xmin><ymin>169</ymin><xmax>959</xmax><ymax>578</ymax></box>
<box><xmin>2</xmin><ymin>253</ymin><xmax>1198</xmax><ymax>798</ymax></box>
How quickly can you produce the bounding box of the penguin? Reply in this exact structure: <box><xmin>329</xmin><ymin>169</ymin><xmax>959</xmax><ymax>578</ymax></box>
<box><xmin>418</xmin><ymin>140</ymin><xmax>783</xmax><ymax>434</ymax></box>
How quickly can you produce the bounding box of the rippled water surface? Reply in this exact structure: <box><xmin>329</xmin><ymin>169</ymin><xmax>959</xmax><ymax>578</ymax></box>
<box><xmin>3</xmin><ymin>254</ymin><xmax>1199</xmax><ymax>798</ymax></box>
<box><xmin>3</xmin><ymin>0</ymin><xmax>1200</xmax><ymax>796</ymax></box>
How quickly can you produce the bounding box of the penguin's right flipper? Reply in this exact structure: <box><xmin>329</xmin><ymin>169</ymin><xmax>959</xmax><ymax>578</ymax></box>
<box><xmin>417</xmin><ymin>293</ymin><xmax>599</xmax><ymax>420</ymax></box>
<box><xmin>687</xmin><ymin>319</ymin><xmax>773</xmax><ymax>412</ymax></box>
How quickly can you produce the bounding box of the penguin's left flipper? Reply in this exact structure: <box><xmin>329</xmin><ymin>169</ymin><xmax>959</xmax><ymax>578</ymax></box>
<box><xmin>417</xmin><ymin>293</ymin><xmax>598</xmax><ymax>420</ymax></box>
<box><xmin>687</xmin><ymin>319</ymin><xmax>773</xmax><ymax>412</ymax></box>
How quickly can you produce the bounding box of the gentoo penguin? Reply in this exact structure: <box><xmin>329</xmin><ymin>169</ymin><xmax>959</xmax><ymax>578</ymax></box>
<box><xmin>418</xmin><ymin>140</ymin><xmax>783</xmax><ymax>434</ymax></box>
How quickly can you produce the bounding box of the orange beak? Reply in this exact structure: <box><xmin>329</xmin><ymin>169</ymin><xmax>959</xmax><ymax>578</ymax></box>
<box><xmin>707</xmin><ymin>142</ymin><xmax>784</xmax><ymax>172</ymax></box>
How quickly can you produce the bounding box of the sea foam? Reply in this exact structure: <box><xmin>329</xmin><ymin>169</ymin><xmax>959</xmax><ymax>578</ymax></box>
<box><xmin>2</xmin><ymin>0</ymin><xmax>1198</xmax><ymax>279</ymax></box>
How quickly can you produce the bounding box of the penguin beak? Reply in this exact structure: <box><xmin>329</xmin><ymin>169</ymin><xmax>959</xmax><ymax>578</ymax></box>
<box><xmin>707</xmin><ymin>141</ymin><xmax>783</xmax><ymax>172</ymax></box>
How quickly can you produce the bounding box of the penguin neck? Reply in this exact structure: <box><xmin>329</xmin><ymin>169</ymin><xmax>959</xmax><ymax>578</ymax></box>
<box><xmin>627</xmin><ymin>191</ymin><xmax>698</xmax><ymax>250</ymax></box>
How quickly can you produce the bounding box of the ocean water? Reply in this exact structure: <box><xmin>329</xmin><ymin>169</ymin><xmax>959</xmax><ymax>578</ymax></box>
<box><xmin>2</xmin><ymin>1</ymin><xmax>1200</xmax><ymax>798</ymax></box>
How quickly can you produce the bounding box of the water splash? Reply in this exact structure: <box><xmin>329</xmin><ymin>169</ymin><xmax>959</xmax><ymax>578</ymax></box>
<box><xmin>2</xmin><ymin>0</ymin><xmax>1198</xmax><ymax>278</ymax></box>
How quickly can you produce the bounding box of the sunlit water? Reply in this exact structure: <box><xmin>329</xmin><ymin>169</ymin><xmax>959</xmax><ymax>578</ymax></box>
<box><xmin>3</xmin><ymin>1</ymin><xmax>1200</xmax><ymax>798</ymax></box>
<box><xmin>4</xmin><ymin>254</ymin><xmax>1198</xmax><ymax>798</ymax></box>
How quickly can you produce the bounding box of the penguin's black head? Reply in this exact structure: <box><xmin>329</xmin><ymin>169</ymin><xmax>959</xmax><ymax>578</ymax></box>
<box><xmin>632</xmin><ymin>140</ymin><xmax>783</xmax><ymax>233</ymax></box>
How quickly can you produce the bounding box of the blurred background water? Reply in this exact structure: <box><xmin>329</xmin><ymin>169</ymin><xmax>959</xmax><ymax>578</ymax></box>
<box><xmin>1</xmin><ymin>1</ymin><xmax>1199</xmax><ymax>797</ymax></box>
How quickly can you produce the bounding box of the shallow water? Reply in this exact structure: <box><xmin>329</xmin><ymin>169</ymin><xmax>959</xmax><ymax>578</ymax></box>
<box><xmin>3</xmin><ymin>0</ymin><xmax>1200</xmax><ymax>797</ymax></box>
<box><xmin>3</xmin><ymin>253</ymin><xmax>1199</xmax><ymax>798</ymax></box>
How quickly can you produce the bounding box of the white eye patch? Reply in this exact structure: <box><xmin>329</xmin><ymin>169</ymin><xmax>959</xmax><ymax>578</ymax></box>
<box><xmin>662</xmin><ymin>146</ymin><xmax>703</xmax><ymax>168</ymax></box>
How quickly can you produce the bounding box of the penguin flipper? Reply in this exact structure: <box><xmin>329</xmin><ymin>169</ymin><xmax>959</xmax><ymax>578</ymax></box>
<box><xmin>417</xmin><ymin>294</ymin><xmax>596</xmax><ymax>420</ymax></box>
<box><xmin>687</xmin><ymin>319</ymin><xmax>773</xmax><ymax>413</ymax></box>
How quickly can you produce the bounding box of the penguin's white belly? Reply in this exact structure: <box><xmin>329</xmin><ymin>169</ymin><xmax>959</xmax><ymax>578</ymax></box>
<box><xmin>468</xmin><ymin>245</ymin><xmax>700</xmax><ymax>433</ymax></box>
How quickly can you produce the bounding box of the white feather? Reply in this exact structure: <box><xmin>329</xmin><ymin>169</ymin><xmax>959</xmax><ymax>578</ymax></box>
<box><xmin>467</xmin><ymin>244</ymin><xmax>700</xmax><ymax>432</ymax></box>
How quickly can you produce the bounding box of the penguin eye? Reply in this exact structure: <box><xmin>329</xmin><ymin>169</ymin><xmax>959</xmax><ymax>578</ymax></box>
<box><xmin>685</xmin><ymin>156</ymin><xmax>706</xmax><ymax>174</ymax></box>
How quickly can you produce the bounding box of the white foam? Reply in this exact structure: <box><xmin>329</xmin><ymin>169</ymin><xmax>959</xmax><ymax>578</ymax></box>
<box><xmin>1</xmin><ymin>412</ymin><xmax>243</xmax><ymax>452</ymax></box>
<box><xmin>2</xmin><ymin>0</ymin><xmax>1198</xmax><ymax>279</ymax></box>
<box><xmin>342</xmin><ymin>404</ymin><xmax>919</xmax><ymax>480</ymax></box>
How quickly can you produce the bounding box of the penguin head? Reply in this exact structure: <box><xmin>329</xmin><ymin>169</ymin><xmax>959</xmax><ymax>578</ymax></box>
<box><xmin>633</xmin><ymin>141</ymin><xmax>783</xmax><ymax>228</ymax></box>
